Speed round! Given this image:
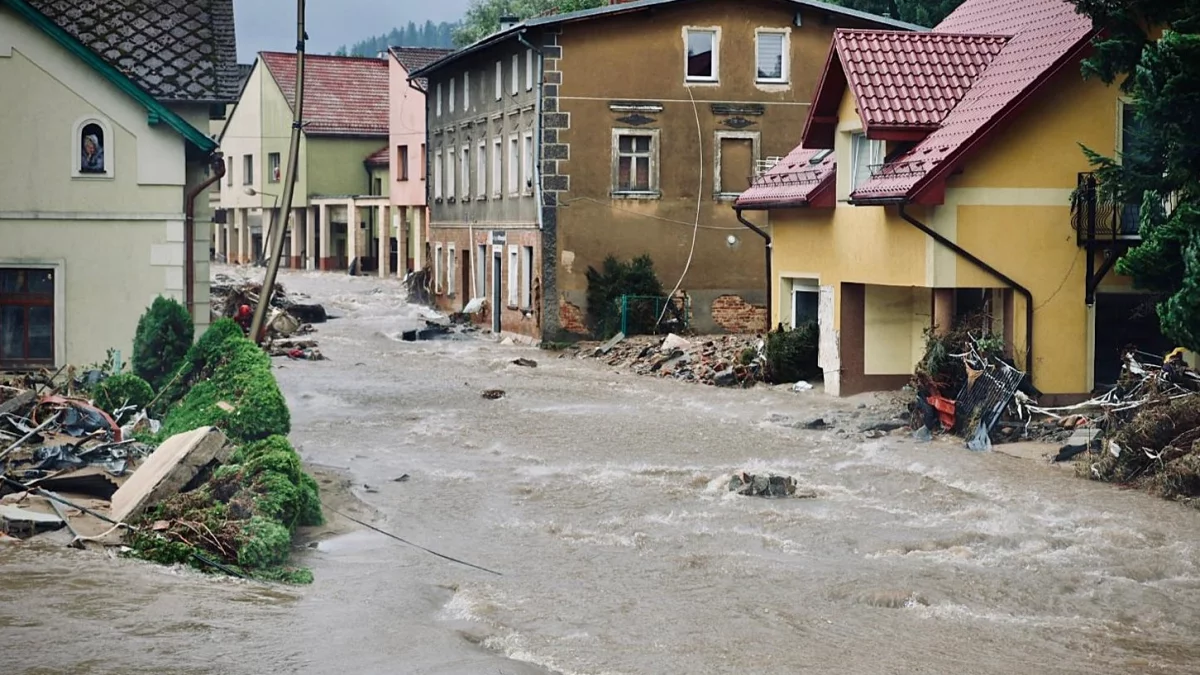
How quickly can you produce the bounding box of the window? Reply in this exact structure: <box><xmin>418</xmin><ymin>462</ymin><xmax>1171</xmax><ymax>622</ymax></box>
<box><xmin>268</xmin><ymin>152</ymin><xmax>281</xmax><ymax>182</ymax></box>
<box><xmin>685</xmin><ymin>28</ymin><xmax>718</xmax><ymax>82</ymax></box>
<box><xmin>520</xmin><ymin>245</ymin><xmax>533</xmax><ymax>309</ymax></box>
<box><xmin>522</xmin><ymin>132</ymin><xmax>534</xmax><ymax>195</ymax></box>
<box><xmin>449</xmin><ymin>78</ymin><xmax>456</xmax><ymax>113</ymax></box>
<box><xmin>446</xmin><ymin>146</ymin><xmax>456</xmax><ymax>199</ymax></box>
<box><xmin>791</xmin><ymin>286</ymin><xmax>818</xmax><ymax>329</ymax></box>
<box><xmin>756</xmin><ymin>30</ymin><xmax>787</xmax><ymax>83</ymax></box>
<box><xmin>434</xmin><ymin>243</ymin><xmax>443</xmax><ymax>293</ymax></box>
<box><xmin>447</xmin><ymin>244</ymin><xmax>457</xmax><ymax>296</ymax></box>
<box><xmin>511</xmin><ymin>53</ymin><xmax>519</xmax><ymax>95</ymax></box>
<box><xmin>612</xmin><ymin>129</ymin><xmax>659</xmax><ymax>195</ymax></box>
<box><xmin>242</xmin><ymin>154</ymin><xmax>253</xmax><ymax>185</ymax></box>
<box><xmin>436</xmin><ymin>82</ymin><xmax>442</xmax><ymax>117</ymax></box>
<box><xmin>507</xmin><ymin>245</ymin><xmax>519</xmax><ymax>307</ymax></box>
<box><xmin>850</xmin><ymin>132</ymin><xmax>883</xmax><ymax>190</ymax></box>
<box><xmin>477</xmin><ymin>140</ymin><xmax>487</xmax><ymax>198</ymax></box>
<box><xmin>0</xmin><ymin>268</ymin><xmax>55</xmax><ymax>367</ymax></box>
<box><xmin>525</xmin><ymin>48</ymin><xmax>534</xmax><ymax>90</ymax></box>
<box><xmin>434</xmin><ymin>149</ymin><xmax>444</xmax><ymax>198</ymax></box>
<box><xmin>715</xmin><ymin>131</ymin><xmax>760</xmax><ymax>198</ymax></box>
<box><xmin>461</xmin><ymin>145</ymin><xmax>470</xmax><ymax>199</ymax></box>
<box><xmin>508</xmin><ymin>136</ymin><xmax>520</xmax><ymax>194</ymax></box>
<box><xmin>227</xmin><ymin>161</ymin><xmax>233</xmax><ymax>186</ymax></box>
<box><xmin>476</xmin><ymin>244</ymin><xmax>487</xmax><ymax>297</ymax></box>
<box><xmin>495</xmin><ymin>61</ymin><xmax>502</xmax><ymax>100</ymax></box>
<box><xmin>464</xmin><ymin>71</ymin><xmax>470</xmax><ymax>110</ymax></box>
<box><xmin>420</xmin><ymin>143</ymin><xmax>426</xmax><ymax>180</ymax></box>
<box><xmin>372</xmin><ymin>177</ymin><xmax>382</xmax><ymax>195</ymax></box>
<box><xmin>79</xmin><ymin>122</ymin><xmax>106</xmax><ymax>174</ymax></box>
<box><xmin>492</xmin><ymin>137</ymin><xmax>503</xmax><ymax>197</ymax></box>
<box><xmin>398</xmin><ymin>145</ymin><xmax>409</xmax><ymax>181</ymax></box>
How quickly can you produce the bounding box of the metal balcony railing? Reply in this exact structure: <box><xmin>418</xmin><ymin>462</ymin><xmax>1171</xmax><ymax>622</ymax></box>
<box><xmin>1072</xmin><ymin>172</ymin><xmax>1142</xmax><ymax>247</ymax></box>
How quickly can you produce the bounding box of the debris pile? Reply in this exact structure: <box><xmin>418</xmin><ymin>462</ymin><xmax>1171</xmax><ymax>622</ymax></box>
<box><xmin>727</xmin><ymin>472</ymin><xmax>815</xmax><ymax>498</ymax></box>
<box><xmin>580</xmin><ymin>333</ymin><xmax>767</xmax><ymax>387</ymax></box>
<box><xmin>211</xmin><ymin>273</ymin><xmax>327</xmax><ymax>360</ymax></box>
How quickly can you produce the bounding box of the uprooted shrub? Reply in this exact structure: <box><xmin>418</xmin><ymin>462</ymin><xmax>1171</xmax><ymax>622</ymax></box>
<box><xmin>914</xmin><ymin>316</ymin><xmax>1007</xmax><ymax>397</ymax></box>
<box><xmin>765</xmin><ymin>322</ymin><xmax>819</xmax><ymax>384</ymax></box>
<box><xmin>133</xmin><ymin>296</ymin><xmax>194</xmax><ymax>391</ymax></box>
<box><xmin>129</xmin><ymin>319</ymin><xmax>320</xmax><ymax>582</ymax></box>
<box><xmin>153</xmin><ymin>318</ymin><xmax>290</xmax><ymax>443</ymax></box>
<box><xmin>92</xmin><ymin>373</ymin><xmax>153</xmax><ymax>416</ymax></box>
<box><xmin>585</xmin><ymin>254</ymin><xmax>668</xmax><ymax>338</ymax></box>
<box><xmin>1079</xmin><ymin>395</ymin><xmax>1200</xmax><ymax>503</ymax></box>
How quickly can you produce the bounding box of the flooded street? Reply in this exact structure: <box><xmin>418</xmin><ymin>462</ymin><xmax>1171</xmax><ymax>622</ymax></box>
<box><xmin>4</xmin><ymin>268</ymin><xmax>1200</xmax><ymax>674</ymax></box>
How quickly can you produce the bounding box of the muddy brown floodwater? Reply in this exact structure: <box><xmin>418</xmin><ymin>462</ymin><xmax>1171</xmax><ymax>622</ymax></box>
<box><xmin>3</xmin><ymin>267</ymin><xmax>1200</xmax><ymax>675</ymax></box>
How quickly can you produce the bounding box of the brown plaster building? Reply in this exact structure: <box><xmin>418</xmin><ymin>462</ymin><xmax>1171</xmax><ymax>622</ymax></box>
<box><xmin>411</xmin><ymin>0</ymin><xmax>918</xmax><ymax>340</ymax></box>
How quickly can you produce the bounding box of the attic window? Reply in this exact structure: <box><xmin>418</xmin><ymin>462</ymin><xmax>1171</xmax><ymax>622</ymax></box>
<box><xmin>809</xmin><ymin>149</ymin><xmax>832</xmax><ymax>164</ymax></box>
<box><xmin>73</xmin><ymin>118</ymin><xmax>113</xmax><ymax>179</ymax></box>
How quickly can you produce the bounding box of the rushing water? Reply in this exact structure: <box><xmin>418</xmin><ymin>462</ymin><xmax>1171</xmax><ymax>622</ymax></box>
<box><xmin>3</xmin><ymin>268</ymin><xmax>1200</xmax><ymax>674</ymax></box>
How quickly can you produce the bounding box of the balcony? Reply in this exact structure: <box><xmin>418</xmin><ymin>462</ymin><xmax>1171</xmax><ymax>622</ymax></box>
<box><xmin>1072</xmin><ymin>172</ymin><xmax>1142</xmax><ymax>247</ymax></box>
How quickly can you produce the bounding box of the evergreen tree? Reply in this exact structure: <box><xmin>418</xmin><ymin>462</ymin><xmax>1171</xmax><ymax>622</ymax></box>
<box><xmin>1067</xmin><ymin>1</ymin><xmax>1200</xmax><ymax>350</ymax></box>
<box><xmin>334</xmin><ymin>20</ymin><xmax>457</xmax><ymax>56</ymax></box>
<box><xmin>823</xmin><ymin>0</ymin><xmax>966</xmax><ymax>27</ymax></box>
<box><xmin>452</xmin><ymin>0</ymin><xmax>605</xmax><ymax>46</ymax></box>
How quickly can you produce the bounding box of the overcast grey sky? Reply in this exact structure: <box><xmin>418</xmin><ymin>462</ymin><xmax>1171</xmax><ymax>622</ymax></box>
<box><xmin>233</xmin><ymin>0</ymin><xmax>471</xmax><ymax>62</ymax></box>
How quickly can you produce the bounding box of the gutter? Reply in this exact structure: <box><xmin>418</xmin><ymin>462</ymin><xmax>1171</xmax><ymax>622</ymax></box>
<box><xmin>897</xmin><ymin>203</ymin><xmax>1033</xmax><ymax>375</ymax></box>
<box><xmin>734</xmin><ymin>207</ymin><xmax>773</xmax><ymax>331</ymax></box>
<box><xmin>184</xmin><ymin>153</ymin><xmax>227</xmax><ymax>316</ymax></box>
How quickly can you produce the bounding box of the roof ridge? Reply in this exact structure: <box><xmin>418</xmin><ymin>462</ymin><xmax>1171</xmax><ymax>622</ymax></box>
<box><xmin>836</xmin><ymin>28</ymin><xmax>1011</xmax><ymax>39</ymax></box>
<box><xmin>260</xmin><ymin>50</ymin><xmax>389</xmax><ymax>63</ymax></box>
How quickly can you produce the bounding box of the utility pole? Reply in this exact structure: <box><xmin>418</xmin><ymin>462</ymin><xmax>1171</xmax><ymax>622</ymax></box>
<box><xmin>250</xmin><ymin>0</ymin><xmax>306</xmax><ymax>343</ymax></box>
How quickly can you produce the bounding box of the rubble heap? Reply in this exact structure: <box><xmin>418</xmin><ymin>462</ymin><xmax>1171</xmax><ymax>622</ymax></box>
<box><xmin>211</xmin><ymin>273</ymin><xmax>327</xmax><ymax>361</ymax></box>
<box><xmin>578</xmin><ymin>333</ymin><xmax>767</xmax><ymax>387</ymax></box>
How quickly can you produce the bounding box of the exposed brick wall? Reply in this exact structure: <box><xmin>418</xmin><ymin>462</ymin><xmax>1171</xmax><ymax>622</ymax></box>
<box><xmin>711</xmin><ymin>294</ymin><xmax>767</xmax><ymax>334</ymax></box>
<box><xmin>560</xmin><ymin>296</ymin><xmax>587</xmax><ymax>334</ymax></box>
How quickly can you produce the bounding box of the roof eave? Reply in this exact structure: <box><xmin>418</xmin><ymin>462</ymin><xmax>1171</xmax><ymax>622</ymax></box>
<box><xmin>800</xmin><ymin>41</ymin><xmax>846</xmax><ymax>149</ymax></box>
<box><xmin>4</xmin><ymin>0</ymin><xmax>217</xmax><ymax>153</ymax></box>
<box><xmin>847</xmin><ymin>194</ymin><xmax>906</xmax><ymax>206</ymax></box>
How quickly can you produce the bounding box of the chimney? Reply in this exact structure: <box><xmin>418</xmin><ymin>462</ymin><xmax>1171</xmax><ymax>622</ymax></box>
<box><xmin>499</xmin><ymin>15</ymin><xmax>519</xmax><ymax>31</ymax></box>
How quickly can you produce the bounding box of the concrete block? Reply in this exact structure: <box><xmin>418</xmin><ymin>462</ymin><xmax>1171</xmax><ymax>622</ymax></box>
<box><xmin>110</xmin><ymin>427</ymin><xmax>231</xmax><ymax>523</ymax></box>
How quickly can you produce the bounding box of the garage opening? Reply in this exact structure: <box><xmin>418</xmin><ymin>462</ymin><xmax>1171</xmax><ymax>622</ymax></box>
<box><xmin>1093</xmin><ymin>293</ymin><xmax>1172</xmax><ymax>389</ymax></box>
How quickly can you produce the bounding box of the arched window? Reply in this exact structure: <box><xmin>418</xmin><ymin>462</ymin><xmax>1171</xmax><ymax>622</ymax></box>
<box><xmin>80</xmin><ymin>122</ymin><xmax>105</xmax><ymax>174</ymax></box>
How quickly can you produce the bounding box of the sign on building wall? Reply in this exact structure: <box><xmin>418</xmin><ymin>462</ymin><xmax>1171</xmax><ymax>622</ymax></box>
<box><xmin>491</xmin><ymin>230</ymin><xmax>507</xmax><ymax>245</ymax></box>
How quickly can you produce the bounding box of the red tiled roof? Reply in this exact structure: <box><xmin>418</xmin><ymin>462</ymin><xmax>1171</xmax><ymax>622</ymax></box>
<box><xmin>758</xmin><ymin>0</ymin><xmax>1097</xmax><ymax>208</ymax></box>
<box><xmin>734</xmin><ymin>147</ymin><xmax>835</xmax><ymax>209</ymax></box>
<box><xmin>836</xmin><ymin>30</ymin><xmax>1008</xmax><ymax>130</ymax></box>
<box><xmin>365</xmin><ymin>145</ymin><xmax>389</xmax><ymax>167</ymax></box>
<box><xmin>389</xmin><ymin>47</ymin><xmax>454</xmax><ymax>91</ymax></box>
<box><xmin>260</xmin><ymin>52</ymin><xmax>390</xmax><ymax>137</ymax></box>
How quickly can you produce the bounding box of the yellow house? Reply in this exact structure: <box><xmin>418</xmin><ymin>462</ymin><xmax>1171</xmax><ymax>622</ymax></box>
<box><xmin>0</xmin><ymin>0</ymin><xmax>236</xmax><ymax>369</ymax></box>
<box><xmin>735</xmin><ymin>0</ymin><xmax>1161</xmax><ymax>402</ymax></box>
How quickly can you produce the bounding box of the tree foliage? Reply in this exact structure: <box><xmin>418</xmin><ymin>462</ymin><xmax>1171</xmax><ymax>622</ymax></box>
<box><xmin>132</xmin><ymin>296</ymin><xmax>193</xmax><ymax>392</ymax></box>
<box><xmin>823</xmin><ymin>0</ymin><xmax>966</xmax><ymax>27</ymax></box>
<box><xmin>584</xmin><ymin>254</ymin><xmax>666</xmax><ymax>338</ymax></box>
<box><xmin>453</xmin><ymin>0</ymin><xmax>606</xmax><ymax>46</ymax></box>
<box><xmin>335</xmin><ymin>20</ymin><xmax>457</xmax><ymax>56</ymax></box>
<box><xmin>1068</xmin><ymin>0</ymin><xmax>1200</xmax><ymax>350</ymax></box>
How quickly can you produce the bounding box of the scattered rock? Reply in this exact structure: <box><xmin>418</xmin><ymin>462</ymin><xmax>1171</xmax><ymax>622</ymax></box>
<box><xmin>660</xmin><ymin>333</ymin><xmax>692</xmax><ymax>353</ymax></box>
<box><xmin>864</xmin><ymin>430</ymin><xmax>886</xmax><ymax>439</ymax></box>
<box><xmin>482</xmin><ymin>389</ymin><xmax>506</xmax><ymax>400</ymax></box>
<box><xmin>728</xmin><ymin>472</ymin><xmax>798</xmax><ymax>498</ymax></box>
<box><xmin>512</xmin><ymin>358</ymin><xmax>538</xmax><ymax>368</ymax></box>
<box><xmin>713</xmin><ymin>371</ymin><xmax>738</xmax><ymax>387</ymax></box>
<box><xmin>791</xmin><ymin>381</ymin><xmax>814</xmax><ymax>392</ymax></box>
<box><xmin>363</xmin><ymin>484</ymin><xmax>378</xmax><ymax>494</ymax></box>
<box><xmin>861</xmin><ymin>420</ymin><xmax>908</xmax><ymax>433</ymax></box>
<box><xmin>802</xmin><ymin>418</ymin><xmax>828</xmax><ymax>430</ymax></box>
<box><xmin>392</xmin><ymin>474</ymin><xmax>410</xmax><ymax>482</ymax></box>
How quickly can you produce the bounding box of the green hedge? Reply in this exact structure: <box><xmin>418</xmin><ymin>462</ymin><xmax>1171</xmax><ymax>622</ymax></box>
<box><xmin>133</xmin><ymin>296</ymin><xmax>194</xmax><ymax>391</ymax></box>
<box><xmin>765</xmin><ymin>322</ymin><xmax>820</xmax><ymax>384</ymax></box>
<box><xmin>92</xmin><ymin>373</ymin><xmax>153</xmax><ymax>416</ymax></box>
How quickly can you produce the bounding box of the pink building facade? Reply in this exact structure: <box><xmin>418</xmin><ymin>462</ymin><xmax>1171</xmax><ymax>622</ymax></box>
<box><xmin>388</xmin><ymin>48</ymin><xmax>451</xmax><ymax>273</ymax></box>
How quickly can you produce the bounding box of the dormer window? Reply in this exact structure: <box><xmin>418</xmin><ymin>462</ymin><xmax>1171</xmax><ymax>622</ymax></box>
<box><xmin>850</xmin><ymin>132</ymin><xmax>883</xmax><ymax>190</ymax></box>
<box><xmin>73</xmin><ymin>118</ymin><xmax>113</xmax><ymax>178</ymax></box>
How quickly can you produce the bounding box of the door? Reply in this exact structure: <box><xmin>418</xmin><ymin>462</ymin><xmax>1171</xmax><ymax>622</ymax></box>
<box><xmin>461</xmin><ymin>251</ymin><xmax>470</xmax><ymax>311</ymax></box>
<box><xmin>492</xmin><ymin>252</ymin><xmax>502</xmax><ymax>334</ymax></box>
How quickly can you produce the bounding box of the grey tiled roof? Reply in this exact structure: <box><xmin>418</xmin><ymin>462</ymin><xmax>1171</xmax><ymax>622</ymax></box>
<box><xmin>27</xmin><ymin>0</ymin><xmax>240</xmax><ymax>103</ymax></box>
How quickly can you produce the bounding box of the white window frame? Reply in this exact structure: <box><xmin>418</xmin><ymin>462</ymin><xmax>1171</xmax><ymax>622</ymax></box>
<box><xmin>790</xmin><ymin>281</ymin><xmax>819</xmax><ymax>329</ymax></box>
<box><xmin>464</xmin><ymin>71</ymin><xmax>470</xmax><ymax>110</ymax></box>
<box><xmin>72</xmin><ymin>116</ymin><xmax>115</xmax><ymax>180</ymax></box>
<box><xmin>850</xmin><ymin>132</ymin><xmax>884</xmax><ymax>191</ymax></box>
<box><xmin>521</xmin><ymin>131</ymin><xmax>534</xmax><ymax>196</ymax></box>
<box><xmin>449</xmin><ymin>77</ymin><xmax>456</xmax><ymax>113</ymax></box>
<box><xmin>611</xmin><ymin>128</ymin><xmax>661</xmax><ymax>199</ymax></box>
<box><xmin>507</xmin><ymin>244</ymin><xmax>519</xmax><ymax>307</ymax></box>
<box><xmin>446</xmin><ymin>145</ymin><xmax>456</xmax><ymax>199</ymax></box>
<box><xmin>511</xmin><ymin>53</ymin><xmax>519</xmax><ymax>95</ymax></box>
<box><xmin>436</xmin><ymin>82</ymin><xmax>442</xmax><ymax>117</ymax></box>
<box><xmin>508</xmin><ymin>135</ymin><xmax>520</xmax><ymax>195</ymax></box>
<box><xmin>460</xmin><ymin>145</ymin><xmax>470</xmax><ymax>200</ymax></box>
<box><xmin>434</xmin><ymin>243</ymin><xmax>444</xmax><ymax>293</ymax></box>
<box><xmin>495</xmin><ymin>61</ymin><xmax>502</xmax><ymax>100</ymax></box>
<box><xmin>447</xmin><ymin>243</ymin><xmax>457</xmax><ymax>296</ymax></box>
<box><xmin>476</xmin><ymin>140</ymin><xmax>487</xmax><ymax>199</ymax></box>
<box><xmin>434</xmin><ymin>148</ymin><xmax>444</xmax><ymax>199</ymax></box>
<box><xmin>755</xmin><ymin>29</ymin><xmax>789</xmax><ymax>84</ymax></box>
<box><xmin>714</xmin><ymin>130</ymin><xmax>762</xmax><ymax>199</ymax></box>
<box><xmin>520</xmin><ymin>245</ymin><xmax>533</xmax><ymax>309</ymax></box>
<box><xmin>525</xmin><ymin>48</ymin><xmax>534</xmax><ymax>91</ymax></box>
<box><xmin>476</xmin><ymin>243</ymin><xmax>487</xmax><ymax>297</ymax></box>
<box><xmin>683</xmin><ymin>27</ymin><xmax>720</xmax><ymax>84</ymax></box>
<box><xmin>492</xmin><ymin>136</ymin><xmax>503</xmax><ymax>198</ymax></box>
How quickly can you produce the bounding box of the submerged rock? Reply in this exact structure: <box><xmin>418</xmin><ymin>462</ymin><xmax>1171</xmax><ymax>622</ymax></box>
<box><xmin>728</xmin><ymin>472</ymin><xmax>798</xmax><ymax>498</ymax></box>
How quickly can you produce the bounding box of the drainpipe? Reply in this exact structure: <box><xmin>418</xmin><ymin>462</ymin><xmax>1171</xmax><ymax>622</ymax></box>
<box><xmin>734</xmin><ymin>207</ymin><xmax>772</xmax><ymax>331</ymax></box>
<box><xmin>898</xmin><ymin>203</ymin><xmax>1033</xmax><ymax>375</ymax></box>
<box><xmin>184</xmin><ymin>152</ymin><xmax>227</xmax><ymax>316</ymax></box>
